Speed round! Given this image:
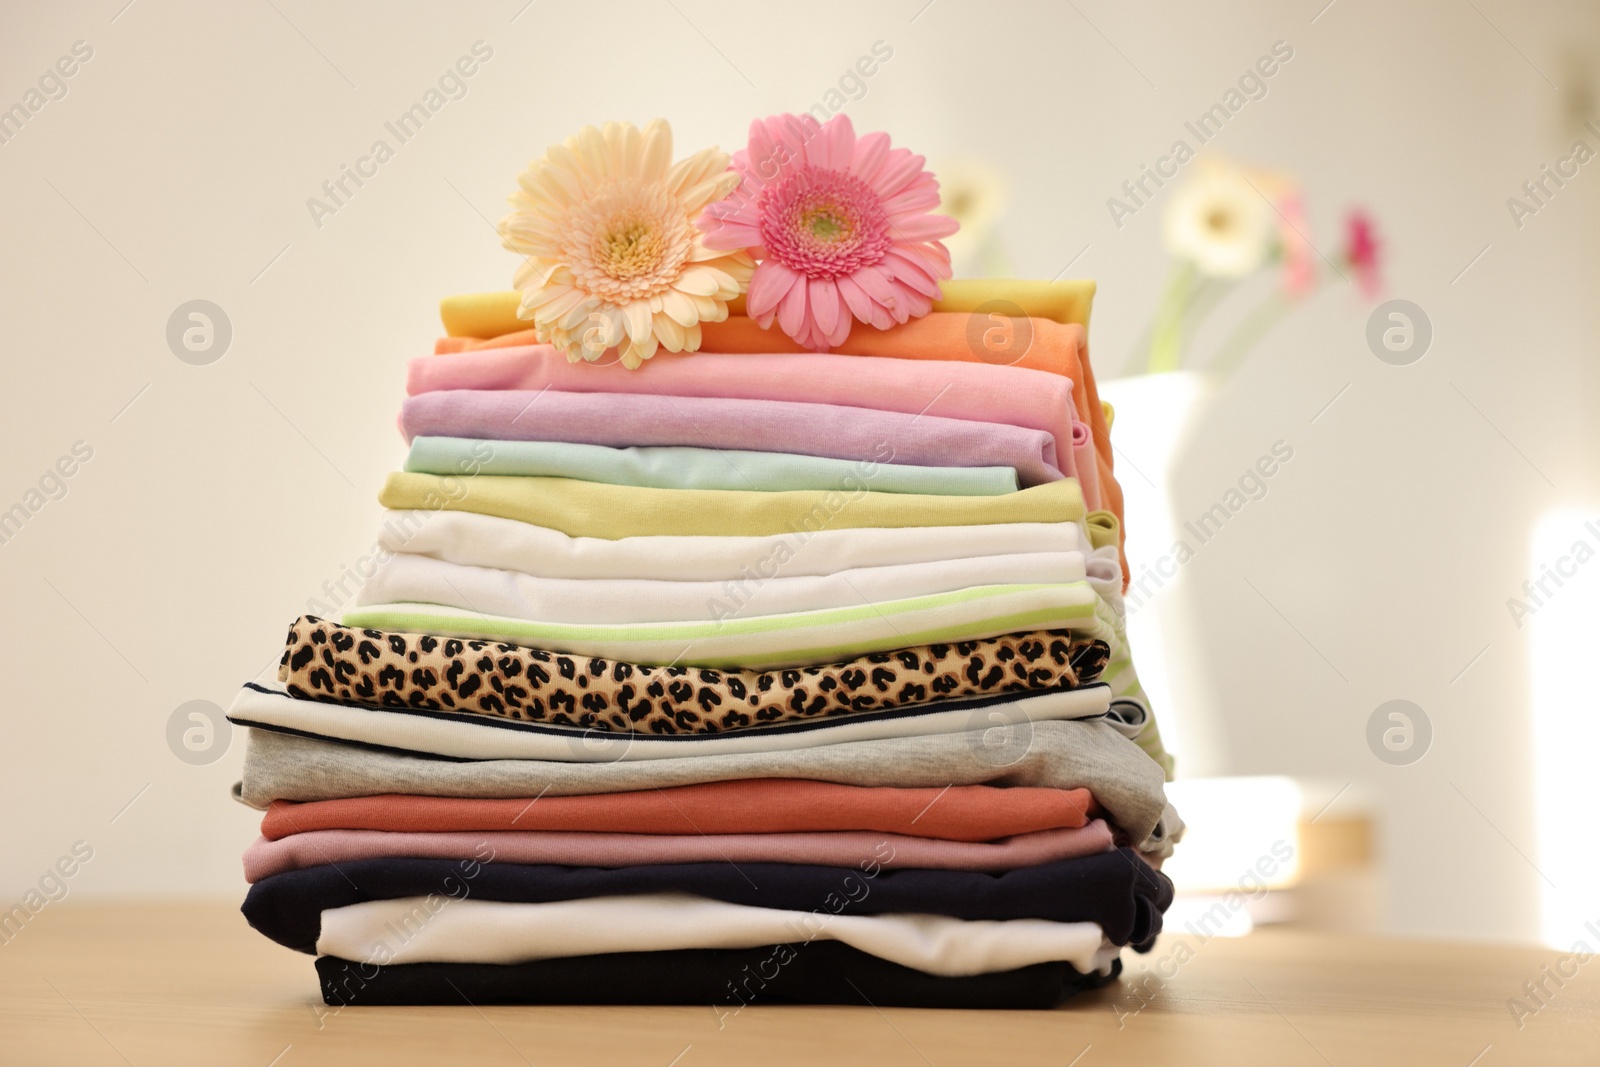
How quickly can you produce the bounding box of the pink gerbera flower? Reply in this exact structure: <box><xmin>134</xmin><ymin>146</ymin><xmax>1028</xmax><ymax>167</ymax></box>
<box><xmin>697</xmin><ymin>113</ymin><xmax>959</xmax><ymax>350</ymax></box>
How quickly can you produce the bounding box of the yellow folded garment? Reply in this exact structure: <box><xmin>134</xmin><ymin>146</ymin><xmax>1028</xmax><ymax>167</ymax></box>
<box><xmin>380</xmin><ymin>473</ymin><xmax>1086</xmax><ymax>539</ymax></box>
<box><xmin>439</xmin><ymin>279</ymin><xmax>1096</xmax><ymax>339</ymax></box>
<box><xmin>1085</xmin><ymin>511</ymin><xmax>1120</xmax><ymax>551</ymax></box>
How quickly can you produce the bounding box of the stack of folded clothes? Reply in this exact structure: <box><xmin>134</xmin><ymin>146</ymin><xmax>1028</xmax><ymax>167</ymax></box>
<box><xmin>228</xmin><ymin>115</ymin><xmax>1182</xmax><ymax>1010</ymax></box>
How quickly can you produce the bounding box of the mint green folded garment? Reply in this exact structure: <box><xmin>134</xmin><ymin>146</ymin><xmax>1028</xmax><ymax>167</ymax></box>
<box><xmin>405</xmin><ymin>437</ymin><xmax>1018</xmax><ymax>496</ymax></box>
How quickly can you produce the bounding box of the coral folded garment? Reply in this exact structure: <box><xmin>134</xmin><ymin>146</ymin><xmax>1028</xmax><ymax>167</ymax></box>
<box><xmin>377</xmin><ymin>509</ymin><xmax>1080</xmax><ymax>582</ymax></box>
<box><xmin>228</xmin><ymin>682</ymin><xmax>1131</xmax><ymax>762</ymax></box>
<box><xmin>381</xmin><ymin>472</ymin><xmax>1085</xmax><ymax>539</ymax></box>
<box><xmin>279</xmin><ymin>615</ymin><xmax>1108</xmax><ymax>732</ymax></box>
<box><xmin>340</xmin><ymin>583</ymin><xmax>1118</xmax><ymax>671</ymax></box>
<box><xmin>316</xmin><ymin>893</ymin><xmax>1118</xmax><ymax>976</ymax></box>
<box><xmin>436</xmin><ymin>278</ymin><xmax>1096</xmax><ymax>338</ymax></box>
<box><xmin>236</xmin><ymin>725</ymin><xmax>1179</xmax><ymax>854</ymax></box>
<box><xmin>316</xmin><ymin>946</ymin><xmax>1117</xmax><ymax>1009</ymax></box>
<box><xmin>241</xmin><ymin>821</ymin><xmax>1118</xmax><ymax>883</ymax></box>
<box><xmin>405</xmin><ymin>347</ymin><xmax>1084</xmax><ymax>485</ymax></box>
<box><xmin>400</xmin><ymin>390</ymin><xmax>1069</xmax><ymax>488</ymax></box>
<box><xmin>353</xmin><ymin>548</ymin><xmax>1087</xmax><ymax>625</ymax></box>
<box><xmin>407</xmin><ymin>437</ymin><xmax>1018</xmax><ymax>496</ymax></box>
<box><xmin>246</xmin><ymin>851</ymin><xmax>1172</xmax><ymax>953</ymax></box>
<box><xmin>259</xmin><ymin>780</ymin><xmax>1096</xmax><ymax>842</ymax></box>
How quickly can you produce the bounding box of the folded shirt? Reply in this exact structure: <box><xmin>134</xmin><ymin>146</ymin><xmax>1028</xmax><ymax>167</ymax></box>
<box><xmin>380</xmin><ymin>472</ymin><xmax>1086</xmax><ymax>538</ymax></box>
<box><xmin>317</xmin><ymin>893</ymin><xmax>1119</xmax><ymax>976</ymax></box>
<box><xmin>404</xmin><ymin>347</ymin><xmax>1084</xmax><ymax>485</ymax></box>
<box><xmin>279</xmin><ymin>615</ymin><xmax>1108</xmax><ymax>733</ymax></box>
<box><xmin>436</xmin><ymin>279</ymin><xmax>1096</xmax><ymax>338</ymax></box>
<box><xmin>316</xmin><ymin>943</ymin><xmax>1120</xmax><ymax>1009</ymax></box>
<box><xmin>400</xmin><ymin>390</ymin><xmax>1067</xmax><ymax>488</ymax></box>
<box><xmin>258</xmin><ymin>780</ymin><xmax>1096</xmax><ymax>843</ymax></box>
<box><xmin>236</xmin><ymin>723</ymin><xmax>1180</xmax><ymax>855</ymax></box>
<box><xmin>246</xmin><ymin>851</ymin><xmax>1173</xmax><ymax>953</ymax></box>
<box><xmin>340</xmin><ymin>585</ymin><xmax>1120</xmax><ymax>672</ymax></box>
<box><xmin>406</xmin><ymin>437</ymin><xmax>1019</xmax><ymax>496</ymax></box>
<box><xmin>1085</xmin><ymin>542</ymin><xmax>1173</xmax><ymax>777</ymax></box>
<box><xmin>228</xmin><ymin>682</ymin><xmax>1132</xmax><ymax>763</ymax></box>
<box><xmin>432</xmin><ymin>299</ymin><xmax>1124</xmax><ymax>582</ymax></box>
<box><xmin>241</xmin><ymin>821</ymin><xmax>1119</xmax><ymax>882</ymax></box>
<box><xmin>376</xmin><ymin>508</ymin><xmax>1082</xmax><ymax>582</ymax></box>
<box><xmin>353</xmin><ymin>548</ymin><xmax>1088</xmax><ymax>625</ymax></box>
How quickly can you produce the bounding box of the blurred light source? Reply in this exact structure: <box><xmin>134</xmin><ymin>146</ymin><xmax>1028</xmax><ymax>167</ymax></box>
<box><xmin>1163</xmin><ymin>775</ymin><xmax>1302</xmax><ymax>894</ymax></box>
<box><xmin>1529</xmin><ymin>510</ymin><xmax>1600</xmax><ymax>948</ymax></box>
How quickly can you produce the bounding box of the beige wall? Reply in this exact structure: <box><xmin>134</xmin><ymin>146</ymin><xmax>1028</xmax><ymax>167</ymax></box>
<box><xmin>1</xmin><ymin>0</ymin><xmax>1595</xmax><ymax>942</ymax></box>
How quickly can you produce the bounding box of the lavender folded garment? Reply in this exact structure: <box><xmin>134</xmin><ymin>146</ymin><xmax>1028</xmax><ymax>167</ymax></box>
<box><xmin>400</xmin><ymin>390</ymin><xmax>1066</xmax><ymax>488</ymax></box>
<box><xmin>243</xmin><ymin>821</ymin><xmax>1118</xmax><ymax>883</ymax></box>
<box><xmin>405</xmin><ymin>347</ymin><xmax>1085</xmax><ymax>480</ymax></box>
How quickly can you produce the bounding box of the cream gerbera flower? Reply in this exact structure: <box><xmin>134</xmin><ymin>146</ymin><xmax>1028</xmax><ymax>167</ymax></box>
<box><xmin>499</xmin><ymin>119</ymin><xmax>753</xmax><ymax>368</ymax></box>
<box><xmin>1163</xmin><ymin>159</ymin><xmax>1273</xmax><ymax>278</ymax></box>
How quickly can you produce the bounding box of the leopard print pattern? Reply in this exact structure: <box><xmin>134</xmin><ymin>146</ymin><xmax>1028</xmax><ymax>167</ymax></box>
<box><xmin>278</xmin><ymin>616</ymin><xmax>1109</xmax><ymax>736</ymax></box>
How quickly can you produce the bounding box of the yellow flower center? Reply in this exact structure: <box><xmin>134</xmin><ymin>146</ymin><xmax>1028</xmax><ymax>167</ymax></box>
<box><xmin>595</xmin><ymin>215</ymin><xmax>665</xmax><ymax>279</ymax></box>
<box><xmin>1204</xmin><ymin>208</ymin><xmax>1235</xmax><ymax>236</ymax></box>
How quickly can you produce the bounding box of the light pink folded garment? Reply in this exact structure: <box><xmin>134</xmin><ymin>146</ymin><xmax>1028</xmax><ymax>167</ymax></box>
<box><xmin>401</xmin><ymin>389</ymin><xmax>1067</xmax><ymax>487</ymax></box>
<box><xmin>242</xmin><ymin>820</ymin><xmax>1117</xmax><ymax>882</ymax></box>
<box><xmin>406</xmin><ymin>346</ymin><xmax>1084</xmax><ymax>481</ymax></box>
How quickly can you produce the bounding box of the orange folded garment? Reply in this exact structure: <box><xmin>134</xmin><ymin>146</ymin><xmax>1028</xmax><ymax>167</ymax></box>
<box><xmin>435</xmin><ymin>314</ymin><xmax>1125</xmax><ymax>586</ymax></box>
<box><xmin>260</xmin><ymin>780</ymin><xmax>1096</xmax><ymax>844</ymax></box>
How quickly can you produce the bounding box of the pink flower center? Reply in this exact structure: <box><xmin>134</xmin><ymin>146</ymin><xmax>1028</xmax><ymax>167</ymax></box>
<box><xmin>758</xmin><ymin>166</ymin><xmax>891</xmax><ymax>279</ymax></box>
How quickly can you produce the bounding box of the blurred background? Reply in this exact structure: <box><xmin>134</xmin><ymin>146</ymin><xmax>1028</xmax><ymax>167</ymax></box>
<box><xmin>2</xmin><ymin>0</ymin><xmax>1597</xmax><ymax>948</ymax></box>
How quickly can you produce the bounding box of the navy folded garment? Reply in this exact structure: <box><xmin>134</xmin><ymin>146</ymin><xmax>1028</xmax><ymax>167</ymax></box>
<box><xmin>246</xmin><ymin>851</ymin><xmax>1172</xmax><ymax>954</ymax></box>
<box><xmin>316</xmin><ymin>943</ymin><xmax>1123</xmax><ymax>1009</ymax></box>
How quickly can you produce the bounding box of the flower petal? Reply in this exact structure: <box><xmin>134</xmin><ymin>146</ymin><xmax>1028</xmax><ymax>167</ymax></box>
<box><xmin>808</xmin><ymin>277</ymin><xmax>840</xmax><ymax>338</ymax></box>
<box><xmin>777</xmin><ymin>273</ymin><xmax>809</xmax><ymax>340</ymax></box>
<box><xmin>746</xmin><ymin>261</ymin><xmax>800</xmax><ymax>319</ymax></box>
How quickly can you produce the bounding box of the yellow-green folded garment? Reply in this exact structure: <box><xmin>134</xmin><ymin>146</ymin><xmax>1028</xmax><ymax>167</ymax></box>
<box><xmin>439</xmin><ymin>278</ymin><xmax>1096</xmax><ymax>339</ymax></box>
<box><xmin>380</xmin><ymin>473</ymin><xmax>1085</xmax><ymax>540</ymax></box>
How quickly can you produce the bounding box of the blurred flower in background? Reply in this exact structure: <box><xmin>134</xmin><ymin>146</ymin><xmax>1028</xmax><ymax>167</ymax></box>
<box><xmin>1142</xmin><ymin>153</ymin><xmax>1384</xmax><ymax>376</ymax></box>
<box><xmin>1161</xmin><ymin>159</ymin><xmax>1274</xmax><ymax>277</ymax></box>
<box><xmin>935</xmin><ymin>159</ymin><xmax>1010</xmax><ymax>277</ymax></box>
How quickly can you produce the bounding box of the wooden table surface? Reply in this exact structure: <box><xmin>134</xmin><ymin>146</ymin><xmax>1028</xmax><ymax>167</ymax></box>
<box><xmin>2</xmin><ymin>903</ymin><xmax>1596</xmax><ymax>1065</ymax></box>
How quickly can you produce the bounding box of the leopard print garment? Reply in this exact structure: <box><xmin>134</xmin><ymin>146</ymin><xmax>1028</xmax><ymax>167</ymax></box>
<box><xmin>278</xmin><ymin>616</ymin><xmax>1109</xmax><ymax>736</ymax></box>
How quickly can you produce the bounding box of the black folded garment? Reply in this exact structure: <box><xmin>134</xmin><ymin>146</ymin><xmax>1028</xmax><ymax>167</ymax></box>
<box><xmin>316</xmin><ymin>943</ymin><xmax>1123</xmax><ymax>1009</ymax></box>
<box><xmin>248</xmin><ymin>851</ymin><xmax>1173</xmax><ymax>955</ymax></box>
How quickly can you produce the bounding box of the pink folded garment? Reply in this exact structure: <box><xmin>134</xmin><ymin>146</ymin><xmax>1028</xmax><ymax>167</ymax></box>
<box><xmin>1071</xmin><ymin>424</ymin><xmax>1102</xmax><ymax>509</ymax></box>
<box><xmin>242</xmin><ymin>821</ymin><xmax>1118</xmax><ymax>883</ymax></box>
<box><xmin>406</xmin><ymin>347</ymin><xmax>1084</xmax><ymax>481</ymax></box>
<box><xmin>401</xmin><ymin>390</ymin><xmax>1067</xmax><ymax>488</ymax></box>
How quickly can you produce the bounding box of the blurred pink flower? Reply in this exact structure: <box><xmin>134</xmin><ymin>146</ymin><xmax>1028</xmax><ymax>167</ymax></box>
<box><xmin>1344</xmin><ymin>209</ymin><xmax>1383</xmax><ymax>298</ymax></box>
<box><xmin>1277</xmin><ymin>191</ymin><xmax>1316</xmax><ymax>297</ymax></box>
<box><xmin>698</xmin><ymin>113</ymin><xmax>958</xmax><ymax>351</ymax></box>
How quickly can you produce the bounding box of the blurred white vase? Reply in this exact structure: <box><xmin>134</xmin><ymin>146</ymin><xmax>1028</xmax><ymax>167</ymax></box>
<box><xmin>1098</xmin><ymin>370</ymin><xmax>1228</xmax><ymax>777</ymax></box>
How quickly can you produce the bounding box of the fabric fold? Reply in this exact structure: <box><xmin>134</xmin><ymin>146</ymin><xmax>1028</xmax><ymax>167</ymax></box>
<box><xmin>258</xmin><ymin>780</ymin><xmax>1096</xmax><ymax>843</ymax></box>
<box><xmin>400</xmin><ymin>390</ymin><xmax>1068</xmax><ymax>488</ymax></box>
<box><xmin>379</xmin><ymin>472</ymin><xmax>1086</xmax><ymax>539</ymax></box>
<box><xmin>279</xmin><ymin>615</ymin><xmax>1108</xmax><ymax>733</ymax></box>
<box><xmin>353</xmin><ymin>549</ymin><xmax>1087</xmax><ymax>625</ymax></box>
<box><xmin>404</xmin><ymin>346</ymin><xmax>1084</xmax><ymax>476</ymax></box>
<box><xmin>315</xmin><ymin>893</ymin><xmax>1119</xmax><ymax>976</ymax></box>
<box><xmin>241</xmin><ymin>821</ymin><xmax>1119</xmax><ymax>882</ymax></box>
<box><xmin>245</xmin><ymin>850</ymin><xmax>1172</xmax><ymax>952</ymax></box>
<box><xmin>374</xmin><ymin>509</ymin><xmax>1081</xmax><ymax>582</ymax></box>
<box><xmin>406</xmin><ymin>437</ymin><xmax>1019</xmax><ymax>496</ymax></box>
<box><xmin>227</xmin><ymin>682</ymin><xmax>1121</xmax><ymax>763</ymax></box>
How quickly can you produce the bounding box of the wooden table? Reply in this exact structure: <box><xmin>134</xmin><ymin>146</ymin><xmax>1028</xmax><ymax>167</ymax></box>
<box><xmin>2</xmin><ymin>903</ymin><xmax>1596</xmax><ymax>1065</ymax></box>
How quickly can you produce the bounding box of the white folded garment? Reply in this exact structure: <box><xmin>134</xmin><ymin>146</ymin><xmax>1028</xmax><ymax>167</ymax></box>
<box><xmin>341</xmin><ymin>583</ymin><xmax>1118</xmax><ymax>671</ymax></box>
<box><xmin>376</xmin><ymin>509</ymin><xmax>1082</xmax><ymax>582</ymax></box>
<box><xmin>226</xmin><ymin>682</ymin><xmax>1132</xmax><ymax>762</ymax></box>
<box><xmin>354</xmin><ymin>550</ymin><xmax>1087</xmax><ymax>625</ymax></box>
<box><xmin>316</xmin><ymin>893</ymin><xmax>1120</xmax><ymax>976</ymax></box>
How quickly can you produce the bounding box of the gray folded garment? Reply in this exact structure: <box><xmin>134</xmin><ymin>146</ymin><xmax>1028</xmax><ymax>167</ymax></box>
<box><xmin>234</xmin><ymin>720</ymin><xmax>1182</xmax><ymax>855</ymax></box>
